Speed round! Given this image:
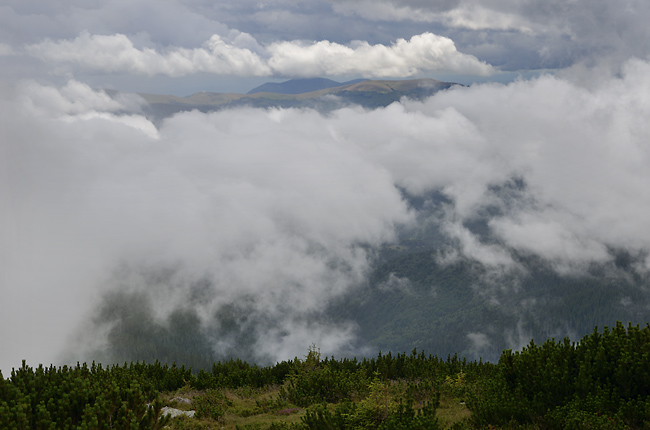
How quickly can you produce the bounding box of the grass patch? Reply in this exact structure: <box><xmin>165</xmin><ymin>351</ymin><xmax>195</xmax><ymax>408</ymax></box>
<box><xmin>164</xmin><ymin>385</ymin><xmax>306</xmax><ymax>430</ymax></box>
<box><xmin>436</xmin><ymin>391</ymin><xmax>471</xmax><ymax>428</ymax></box>
<box><xmin>163</xmin><ymin>386</ymin><xmax>473</xmax><ymax>429</ymax></box>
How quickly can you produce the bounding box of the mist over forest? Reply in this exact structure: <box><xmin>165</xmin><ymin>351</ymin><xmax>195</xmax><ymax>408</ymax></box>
<box><xmin>3</xmin><ymin>0</ymin><xmax>650</xmax><ymax>375</ymax></box>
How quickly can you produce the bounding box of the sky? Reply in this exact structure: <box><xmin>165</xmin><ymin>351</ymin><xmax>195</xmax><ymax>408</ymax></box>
<box><xmin>2</xmin><ymin>0</ymin><xmax>650</xmax><ymax>374</ymax></box>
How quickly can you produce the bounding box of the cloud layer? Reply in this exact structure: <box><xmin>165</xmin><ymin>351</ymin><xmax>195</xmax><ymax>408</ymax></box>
<box><xmin>25</xmin><ymin>31</ymin><xmax>493</xmax><ymax>78</ymax></box>
<box><xmin>1</xmin><ymin>80</ymin><xmax>412</xmax><ymax>371</ymax></box>
<box><xmin>3</xmin><ymin>56</ymin><xmax>650</xmax><ymax>371</ymax></box>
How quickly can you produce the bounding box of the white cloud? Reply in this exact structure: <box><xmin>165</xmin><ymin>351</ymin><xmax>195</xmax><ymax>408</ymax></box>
<box><xmin>0</xmin><ymin>43</ymin><xmax>14</xmax><ymax>56</ymax></box>
<box><xmin>20</xmin><ymin>80</ymin><xmax>132</xmax><ymax>115</ymax></box>
<box><xmin>439</xmin><ymin>4</ymin><xmax>534</xmax><ymax>32</ymax></box>
<box><xmin>0</xmin><ymin>87</ymin><xmax>413</xmax><ymax>371</ymax></box>
<box><xmin>467</xmin><ymin>332</ymin><xmax>492</xmax><ymax>357</ymax></box>
<box><xmin>19</xmin><ymin>80</ymin><xmax>157</xmax><ymax>138</ymax></box>
<box><xmin>60</xmin><ymin>112</ymin><xmax>160</xmax><ymax>140</ymax></box>
<box><xmin>25</xmin><ymin>32</ymin><xmax>272</xmax><ymax>77</ymax></box>
<box><xmin>377</xmin><ymin>273</ymin><xmax>414</xmax><ymax>294</ymax></box>
<box><xmin>489</xmin><ymin>212</ymin><xmax>612</xmax><ymax>270</ymax></box>
<box><xmin>268</xmin><ymin>32</ymin><xmax>494</xmax><ymax>77</ymax></box>
<box><xmin>25</xmin><ymin>31</ymin><xmax>494</xmax><ymax>78</ymax></box>
<box><xmin>316</xmin><ymin>59</ymin><xmax>650</xmax><ymax>271</ymax></box>
<box><xmin>330</xmin><ymin>0</ymin><xmax>450</xmax><ymax>23</ymax></box>
<box><xmin>443</xmin><ymin>221</ymin><xmax>517</xmax><ymax>268</ymax></box>
<box><xmin>330</xmin><ymin>0</ymin><xmax>534</xmax><ymax>32</ymax></box>
<box><xmin>406</xmin><ymin>59</ymin><xmax>650</xmax><ymax>269</ymax></box>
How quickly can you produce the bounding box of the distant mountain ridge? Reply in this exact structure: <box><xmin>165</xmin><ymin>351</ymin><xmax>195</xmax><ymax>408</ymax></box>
<box><xmin>247</xmin><ymin>78</ymin><xmax>368</xmax><ymax>95</ymax></box>
<box><xmin>136</xmin><ymin>78</ymin><xmax>460</xmax><ymax>122</ymax></box>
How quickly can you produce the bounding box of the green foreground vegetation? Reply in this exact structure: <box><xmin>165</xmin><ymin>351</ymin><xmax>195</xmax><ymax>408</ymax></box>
<box><xmin>2</xmin><ymin>322</ymin><xmax>650</xmax><ymax>429</ymax></box>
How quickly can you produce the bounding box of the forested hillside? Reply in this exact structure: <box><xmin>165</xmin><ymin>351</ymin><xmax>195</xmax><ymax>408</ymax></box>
<box><xmin>332</xmin><ymin>248</ymin><xmax>650</xmax><ymax>362</ymax></box>
<box><xmin>327</xmin><ymin>188</ymin><xmax>650</xmax><ymax>363</ymax></box>
<box><xmin>72</xmin><ymin>183</ymin><xmax>650</xmax><ymax>373</ymax></box>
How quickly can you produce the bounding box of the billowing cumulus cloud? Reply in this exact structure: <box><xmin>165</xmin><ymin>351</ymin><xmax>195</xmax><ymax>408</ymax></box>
<box><xmin>25</xmin><ymin>32</ymin><xmax>272</xmax><ymax>77</ymax></box>
<box><xmin>25</xmin><ymin>31</ymin><xmax>493</xmax><ymax>78</ymax></box>
<box><xmin>268</xmin><ymin>32</ymin><xmax>494</xmax><ymax>77</ymax></box>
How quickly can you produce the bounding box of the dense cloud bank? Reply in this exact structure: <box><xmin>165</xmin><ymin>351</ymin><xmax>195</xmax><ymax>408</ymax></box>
<box><xmin>3</xmin><ymin>59</ymin><xmax>650</xmax><ymax>371</ymax></box>
<box><xmin>23</xmin><ymin>32</ymin><xmax>493</xmax><ymax>78</ymax></box>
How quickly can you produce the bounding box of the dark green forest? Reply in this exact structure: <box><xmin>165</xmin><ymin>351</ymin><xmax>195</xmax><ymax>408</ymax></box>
<box><xmin>3</xmin><ymin>322</ymin><xmax>650</xmax><ymax>429</ymax></box>
<box><xmin>331</xmin><ymin>246</ymin><xmax>650</xmax><ymax>362</ymax></box>
<box><xmin>329</xmin><ymin>186</ymin><xmax>650</xmax><ymax>364</ymax></box>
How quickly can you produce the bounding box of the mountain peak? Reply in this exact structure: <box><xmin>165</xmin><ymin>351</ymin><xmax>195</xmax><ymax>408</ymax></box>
<box><xmin>247</xmin><ymin>77</ymin><xmax>366</xmax><ymax>95</ymax></box>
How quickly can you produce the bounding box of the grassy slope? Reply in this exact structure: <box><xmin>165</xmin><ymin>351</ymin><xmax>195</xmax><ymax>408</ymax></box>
<box><xmin>160</xmin><ymin>382</ymin><xmax>472</xmax><ymax>429</ymax></box>
<box><xmin>161</xmin><ymin>385</ymin><xmax>306</xmax><ymax>429</ymax></box>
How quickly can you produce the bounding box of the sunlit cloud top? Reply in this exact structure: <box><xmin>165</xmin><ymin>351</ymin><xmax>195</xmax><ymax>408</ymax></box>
<box><xmin>24</xmin><ymin>32</ymin><xmax>493</xmax><ymax>78</ymax></box>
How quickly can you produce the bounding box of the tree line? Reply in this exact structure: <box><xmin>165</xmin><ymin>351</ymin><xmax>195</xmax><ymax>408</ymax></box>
<box><xmin>2</xmin><ymin>322</ymin><xmax>650</xmax><ymax>429</ymax></box>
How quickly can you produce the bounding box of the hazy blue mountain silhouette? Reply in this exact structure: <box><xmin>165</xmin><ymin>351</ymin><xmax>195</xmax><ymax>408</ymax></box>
<box><xmin>137</xmin><ymin>78</ymin><xmax>460</xmax><ymax>123</ymax></box>
<box><xmin>247</xmin><ymin>77</ymin><xmax>367</xmax><ymax>94</ymax></box>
